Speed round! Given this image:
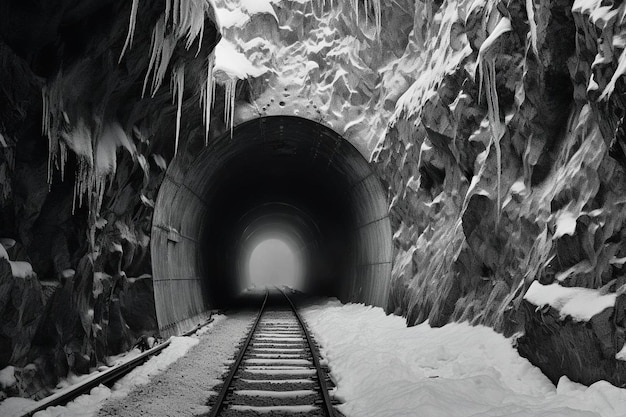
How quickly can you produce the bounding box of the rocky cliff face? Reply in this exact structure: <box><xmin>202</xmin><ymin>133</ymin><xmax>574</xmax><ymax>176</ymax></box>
<box><xmin>373</xmin><ymin>0</ymin><xmax>626</xmax><ymax>387</ymax></box>
<box><xmin>0</xmin><ymin>0</ymin><xmax>221</xmax><ymax>398</ymax></box>
<box><xmin>1</xmin><ymin>0</ymin><xmax>626</xmax><ymax>401</ymax></box>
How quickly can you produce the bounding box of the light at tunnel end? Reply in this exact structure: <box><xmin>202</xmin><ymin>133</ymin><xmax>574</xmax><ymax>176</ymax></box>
<box><xmin>243</xmin><ymin>237</ymin><xmax>304</xmax><ymax>291</ymax></box>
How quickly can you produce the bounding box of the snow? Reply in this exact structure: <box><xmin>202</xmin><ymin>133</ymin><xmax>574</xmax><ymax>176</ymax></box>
<box><xmin>209</xmin><ymin>0</ymin><xmax>276</xmax><ymax>29</ymax></box>
<box><xmin>554</xmin><ymin>211</ymin><xmax>578</xmax><ymax>238</ymax></box>
<box><xmin>510</xmin><ymin>179</ymin><xmax>526</xmax><ymax>194</ymax></box>
<box><xmin>211</xmin><ymin>7</ymin><xmax>250</xmax><ymax>29</ymax></box>
<box><xmin>0</xmin><ymin>366</ymin><xmax>16</xmax><ymax>389</ymax></box>
<box><xmin>301</xmin><ymin>300</ymin><xmax>626</xmax><ymax>417</ymax></box>
<box><xmin>617</xmin><ymin>344</ymin><xmax>626</xmax><ymax>361</ymax></box>
<box><xmin>8</xmin><ymin>261</ymin><xmax>34</xmax><ymax>279</ymax></box>
<box><xmin>230</xmin><ymin>404</ymin><xmax>317</xmax><ymax>413</ymax></box>
<box><xmin>214</xmin><ymin>40</ymin><xmax>268</xmax><ymax>80</ymax></box>
<box><xmin>609</xmin><ymin>256</ymin><xmax>626</xmax><ymax>265</ymax></box>
<box><xmin>240</xmin><ymin>0</ymin><xmax>277</xmax><ymax>21</ymax></box>
<box><xmin>0</xmin><ymin>242</ymin><xmax>34</xmax><ymax>278</ymax></box>
<box><xmin>524</xmin><ymin>281</ymin><xmax>617</xmax><ymax>321</ymax></box>
<box><xmin>0</xmin><ymin>337</ymin><xmax>199</xmax><ymax>417</ymax></box>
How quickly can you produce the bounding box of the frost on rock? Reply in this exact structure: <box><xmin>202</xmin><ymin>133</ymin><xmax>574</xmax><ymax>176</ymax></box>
<box><xmin>208</xmin><ymin>0</ymin><xmax>415</xmax><ymax>153</ymax></box>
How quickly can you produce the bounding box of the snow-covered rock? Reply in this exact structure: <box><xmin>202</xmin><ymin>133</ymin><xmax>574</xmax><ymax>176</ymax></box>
<box><xmin>373</xmin><ymin>0</ymin><xmax>626</xmax><ymax>387</ymax></box>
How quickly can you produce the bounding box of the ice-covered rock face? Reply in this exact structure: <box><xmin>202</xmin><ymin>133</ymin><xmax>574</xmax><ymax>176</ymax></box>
<box><xmin>373</xmin><ymin>0</ymin><xmax>626</xmax><ymax>386</ymax></box>
<box><xmin>208</xmin><ymin>0</ymin><xmax>415</xmax><ymax>155</ymax></box>
<box><xmin>0</xmin><ymin>0</ymin><xmax>220</xmax><ymax>396</ymax></box>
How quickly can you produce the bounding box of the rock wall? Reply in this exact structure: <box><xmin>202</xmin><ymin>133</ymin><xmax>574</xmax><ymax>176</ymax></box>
<box><xmin>206</xmin><ymin>0</ymin><xmax>626</xmax><ymax>387</ymax></box>
<box><xmin>0</xmin><ymin>0</ymin><xmax>221</xmax><ymax>398</ymax></box>
<box><xmin>373</xmin><ymin>0</ymin><xmax>626</xmax><ymax>387</ymax></box>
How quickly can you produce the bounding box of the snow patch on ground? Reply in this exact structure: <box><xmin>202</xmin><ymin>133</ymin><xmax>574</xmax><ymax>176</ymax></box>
<box><xmin>0</xmin><ymin>336</ymin><xmax>200</xmax><ymax>417</ymax></box>
<box><xmin>523</xmin><ymin>281</ymin><xmax>616</xmax><ymax>321</ymax></box>
<box><xmin>301</xmin><ymin>300</ymin><xmax>626</xmax><ymax>417</ymax></box>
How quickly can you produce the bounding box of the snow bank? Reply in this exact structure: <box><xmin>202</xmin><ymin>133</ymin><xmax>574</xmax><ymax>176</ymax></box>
<box><xmin>0</xmin><ymin>337</ymin><xmax>199</xmax><ymax>417</ymax></box>
<box><xmin>524</xmin><ymin>281</ymin><xmax>616</xmax><ymax>321</ymax></box>
<box><xmin>301</xmin><ymin>300</ymin><xmax>626</xmax><ymax>416</ymax></box>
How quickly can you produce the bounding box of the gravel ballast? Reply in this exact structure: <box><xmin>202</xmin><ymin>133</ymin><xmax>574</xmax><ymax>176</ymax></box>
<box><xmin>98</xmin><ymin>311</ymin><xmax>255</xmax><ymax>417</ymax></box>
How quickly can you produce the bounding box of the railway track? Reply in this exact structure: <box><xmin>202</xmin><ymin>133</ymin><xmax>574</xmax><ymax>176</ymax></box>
<box><xmin>208</xmin><ymin>288</ymin><xmax>338</xmax><ymax>417</ymax></box>
<box><xmin>18</xmin><ymin>316</ymin><xmax>215</xmax><ymax>417</ymax></box>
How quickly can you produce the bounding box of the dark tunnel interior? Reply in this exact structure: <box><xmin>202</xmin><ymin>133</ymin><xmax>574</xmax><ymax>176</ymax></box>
<box><xmin>151</xmin><ymin>116</ymin><xmax>392</xmax><ymax>336</ymax></box>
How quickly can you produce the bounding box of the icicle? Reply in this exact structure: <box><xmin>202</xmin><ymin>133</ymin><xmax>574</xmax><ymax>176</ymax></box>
<box><xmin>171</xmin><ymin>64</ymin><xmax>185</xmax><ymax>155</ymax></box>
<box><xmin>42</xmin><ymin>86</ymin><xmax>54</xmax><ymax>185</ymax></box>
<box><xmin>47</xmin><ymin>135</ymin><xmax>54</xmax><ymax>187</ymax></box>
<box><xmin>526</xmin><ymin>0</ymin><xmax>538</xmax><ymax>56</ymax></box>
<box><xmin>72</xmin><ymin>170</ymin><xmax>77</xmax><ymax>214</ymax></box>
<box><xmin>41</xmin><ymin>86</ymin><xmax>49</xmax><ymax>136</ymax></box>
<box><xmin>201</xmin><ymin>53</ymin><xmax>215</xmax><ymax>146</ymax></box>
<box><xmin>224</xmin><ymin>78</ymin><xmax>237</xmax><ymax>138</ymax></box>
<box><xmin>119</xmin><ymin>0</ymin><xmax>140</xmax><ymax>62</ymax></box>
<box><xmin>59</xmin><ymin>141</ymin><xmax>67</xmax><ymax>182</ymax></box>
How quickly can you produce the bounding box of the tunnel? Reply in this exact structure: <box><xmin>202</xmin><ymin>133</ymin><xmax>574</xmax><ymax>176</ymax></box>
<box><xmin>151</xmin><ymin>116</ymin><xmax>392</xmax><ymax>336</ymax></box>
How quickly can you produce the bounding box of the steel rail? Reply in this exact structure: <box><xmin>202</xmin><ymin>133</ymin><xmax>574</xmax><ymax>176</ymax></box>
<box><xmin>208</xmin><ymin>289</ymin><xmax>269</xmax><ymax>417</ymax></box>
<box><xmin>278</xmin><ymin>287</ymin><xmax>335</xmax><ymax>417</ymax></box>
<box><xmin>19</xmin><ymin>316</ymin><xmax>215</xmax><ymax>417</ymax></box>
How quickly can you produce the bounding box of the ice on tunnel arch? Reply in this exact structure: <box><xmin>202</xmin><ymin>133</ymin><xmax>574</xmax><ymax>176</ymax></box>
<box><xmin>247</xmin><ymin>238</ymin><xmax>303</xmax><ymax>290</ymax></box>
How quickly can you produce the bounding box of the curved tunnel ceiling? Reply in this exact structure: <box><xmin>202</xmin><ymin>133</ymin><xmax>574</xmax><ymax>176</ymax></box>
<box><xmin>151</xmin><ymin>116</ymin><xmax>392</xmax><ymax>336</ymax></box>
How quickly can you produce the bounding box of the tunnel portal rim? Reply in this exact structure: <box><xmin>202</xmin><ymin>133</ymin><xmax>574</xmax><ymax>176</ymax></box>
<box><xmin>151</xmin><ymin>115</ymin><xmax>393</xmax><ymax>335</ymax></box>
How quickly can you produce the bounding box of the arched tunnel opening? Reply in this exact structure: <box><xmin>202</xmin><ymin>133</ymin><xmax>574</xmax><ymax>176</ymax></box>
<box><xmin>151</xmin><ymin>116</ymin><xmax>392</xmax><ymax>336</ymax></box>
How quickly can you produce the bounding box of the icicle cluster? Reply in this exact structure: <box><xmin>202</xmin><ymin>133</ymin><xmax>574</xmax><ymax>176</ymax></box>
<box><xmin>143</xmin><ymin>17</ymin><xmax>178</xmax><ymax>98</ymax></box>
<box><xmin>119</xmin><ymin>0</ymin><xmax>217</xmax><ymax>153</ymax></box>
<box><xmin>311</xmin><ymin>0</ymin><xmax>382</xmax><ymax>38</ymax></box>
<box><xmin>41</xmin><ymin>0</ymin><xmax>219</xmax><ymax>235</ymax></box>
<box><xmin>139</xmin><ymin>0</ymin><xmax>211</xmax><ymax>98</ymax></box>
<box><xmin>350</xmin><ymin>0</ymin><xmax>382</xmax><ymax>37</ymax></box>
<box><xmin>141</xmin><ymin>0</ymin><xmax>216</xmax><ymax>154</ymax></box>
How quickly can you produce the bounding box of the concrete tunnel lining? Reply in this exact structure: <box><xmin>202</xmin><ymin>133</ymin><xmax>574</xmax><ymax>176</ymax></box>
<box><xmin>151</xmin><ymin>116</ymin><xmax>392</xmax><ymax>336</ymax></box>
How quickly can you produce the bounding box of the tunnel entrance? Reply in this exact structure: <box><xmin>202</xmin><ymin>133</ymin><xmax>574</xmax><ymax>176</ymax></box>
<box><xmin>151</xmin><ymin>116</ymin><xmax>392</xmax><ymax>336</ymax></box>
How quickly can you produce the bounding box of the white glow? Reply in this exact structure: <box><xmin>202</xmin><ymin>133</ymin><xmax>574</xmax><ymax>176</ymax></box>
<box><xmin>247</xmin><ymin>238</ymin><xmax>303</xmax><ymax>289</ymax></box>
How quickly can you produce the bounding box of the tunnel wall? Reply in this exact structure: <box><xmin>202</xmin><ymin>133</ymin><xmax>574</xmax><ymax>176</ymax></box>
<box><xmin>151</xmin><ymin>116</ymin><xmax>392</xmax><ymax>336</ymax></box>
